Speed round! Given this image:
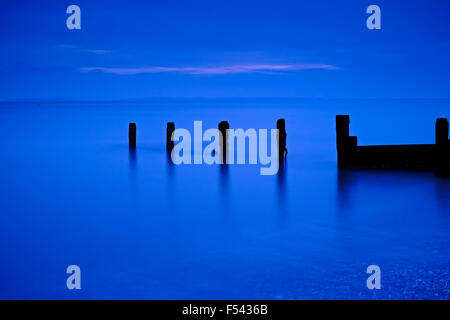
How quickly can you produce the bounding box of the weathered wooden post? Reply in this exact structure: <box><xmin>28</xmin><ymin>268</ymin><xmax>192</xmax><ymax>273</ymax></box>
<box><xmin>218</xmin><ymin>121</ymin><xmax>229</xmax><ymax>164</ymax></box>
<box><xmin>277</xmin><ymin>118</ymin><xmax>287</xmax><ymax>161</ymax></box>
<box><xmin>166</xmin><ymin>122</ymin><xmax>175</xmax><ymax>152</ymax></box>
<box><xmin>129</xmin><ymin>123</ymin><xmax>136</xmax><ymax>148</ymax></box>
<box><xmin>336</xmin><ymin>115</ymin><xmax>350</xmax><ymax>168</ymax></box>
<box><xmin>435</xmin><ymin>118</ymin><xmax>449</xmax><ymax>175</ymax></box>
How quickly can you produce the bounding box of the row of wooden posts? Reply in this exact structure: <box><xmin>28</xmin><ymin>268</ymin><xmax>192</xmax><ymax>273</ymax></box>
<box><xmin>128</xmin><ymin>119</ymin><xmax>288</xmax><ymax>162</ymax></box>
<box><xmin>127</xmin><ymin>116</ymin><xmax>450</xmax><ymax>175</ymax></box>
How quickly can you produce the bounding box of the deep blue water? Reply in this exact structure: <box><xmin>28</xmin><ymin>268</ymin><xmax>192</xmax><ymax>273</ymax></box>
<box><xmin>0</xmin><ymin>98</ymin><xmax>449</xmax><ymax>299</ymax></box>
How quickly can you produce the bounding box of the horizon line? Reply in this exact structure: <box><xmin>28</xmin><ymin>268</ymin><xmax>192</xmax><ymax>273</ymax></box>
<box><xmin>2</xmin><ymin>97</ymin><xmax>450</xmax><ymax>103</ymax></box>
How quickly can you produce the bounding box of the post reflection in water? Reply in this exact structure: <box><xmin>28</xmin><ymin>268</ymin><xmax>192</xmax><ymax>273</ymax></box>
<box><xmin>277</xmin><ymin>158</ymin><xmax>287</xmax><ymax>212</ymax></box>
<box><xmin>128</xmin><ymin>146</ymin><xmax>137</xmax><ymax>174</ymax></box>
<box><xmin>166</xmin><ymin>150</ymin><xmax>176</xmax><ymax>205</ymax></box>
<box><xmin>435</xmin><ymin>176</ymin><xmax>450</xmax><ymax>213</ymax></box>
<box><xmin>219</xmin><ymin>163</ymin><xmax>229</xmax><ymax>213</ymax></box>
<box><xmin>128</xmin><ymin>146</ymin><xmax>138</xmax><ymax>197</ymax></box>
<box><xmin>166</xmin><ymin>150</ymin><xmax>175</xmax><ymax>180</ymax></box>
<box><xmin>336</xmin><ymin>168</ymin><xmax>356</xmax><ymax>212</ymax></box>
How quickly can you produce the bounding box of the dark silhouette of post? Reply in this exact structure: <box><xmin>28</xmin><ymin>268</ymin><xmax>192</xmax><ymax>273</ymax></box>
<box><xmin>335</xmin><ymin>115</ymin><xmax>449</xmax><ymax>174</ymax></box>
<box><xmin>129</xmin><ymin>123</ymin><xmax>136</xmax><ymax>148</ymax></box>
<box><xmin>218</xmin><ymin>121</ymin><xmax>229</xmax><ymax>164</ymax></box>
<box><xmin>336</xmin><ymin>115</ymin><xmax>350</xmax><ymax>168</ymax></box>
<box><xmin>166</xmin><ymin>122</ymin><xmax>175</xmax><ymax>152</ymax></box>
<box><xmin>277</xmin><ymin>119</ymin><xmax>287</xmax><ymax>161</ymax></box>
<box><xmin>435</xmin><ymin>118</ymin><xmax>449</xmax><ymax>175</ymax></box>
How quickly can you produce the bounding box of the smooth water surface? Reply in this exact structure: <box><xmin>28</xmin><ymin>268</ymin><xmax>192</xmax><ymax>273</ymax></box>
<box><xmin>0</xmin><ymin>98</ymin><xmax>449</xmax><ymax>299</ymax></box>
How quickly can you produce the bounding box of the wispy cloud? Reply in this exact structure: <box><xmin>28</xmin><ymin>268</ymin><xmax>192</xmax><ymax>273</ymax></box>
<box><xmin>59</xmin><ymin>44</ymin><xmax>112</xmax><ymax>55</ymax></box>
<box><xmin>82</xmin><ymin>49</ymin><xmax>112</xmax><ymax>55</ymax></box>
<box><xmin>80</xmin><ymin>64</ymin><xmax>338</xmax><ymax>75</ymax></box>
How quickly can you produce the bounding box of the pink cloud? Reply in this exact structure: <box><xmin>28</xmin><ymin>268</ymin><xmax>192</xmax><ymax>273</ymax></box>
<box><xmin>80</xmin><ymin>64</ymin><xmax>338</xmax><ymax>75</ymax></box>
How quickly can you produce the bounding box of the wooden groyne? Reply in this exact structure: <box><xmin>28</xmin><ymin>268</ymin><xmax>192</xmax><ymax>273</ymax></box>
<box><xmin>218</xmin><ymin>121</ymin><xmax>230</xmax><ymax>164</ymax></box>
<box><xmin>277</xmin><ymin>118</ymin><xmax>287</xmax><ymax>161</ymax></box>
<box><xmin>336</xmin><ymin>115</ymin><xmax>449</xmax><ymax>175</ymax></box>
<box><xmin>165</xmin><ymin>120</ymin><xmax>287</xmax><ymax>163</ymax></box>
<box><xmin>128</xmin><ymin>123</ymin><xmax>136</xmax><ymax>148</ymax></box>
<box><xmin>166</xmin><ymin>122</ymin><xmax>175</xmax><ymax>152</ymax></box>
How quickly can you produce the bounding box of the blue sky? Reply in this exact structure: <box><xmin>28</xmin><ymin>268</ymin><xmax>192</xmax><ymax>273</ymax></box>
<box><xmin>0</xmin><ymin>0</ymin><xmax>449</xmax><ymax>100</ymax></box>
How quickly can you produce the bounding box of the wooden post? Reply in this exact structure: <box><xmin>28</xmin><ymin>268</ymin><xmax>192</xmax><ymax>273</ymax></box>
<box><xmin>277</xmin><ymin>118</ymin><xmax>287</xmax><ymax>160</ymax></box>
<box><xmin>436</xmin><ymin>118</ymin><xmax>449</xmax><ymax>145</ymax></box>
<box><xmin>129</xmin><ymin>123</ymin><xmax>136</xmax><ymax>148</ymax></box>
<box><xmin>166</xmin><ymin>122</ymin><xmax>175</xmax><ymax>152</ymax></box>
<box><xmin>218</xmin><ymin>121</ymin><xmax>229</xmax><ymax>164</ymax></box>
<box><xmin>336</xmin><ymin>115</ymin><xmax>350</xmax><ymax>168</ymax></box>
<box><xmin>347</xmin><ymin>136</ymin><xmax>357</xmax><ymax>149</ymax></box>
<box><xmin>435</xmin><ymin>118</ymin><xmax>449</xmax><ymax>175</ymax></box>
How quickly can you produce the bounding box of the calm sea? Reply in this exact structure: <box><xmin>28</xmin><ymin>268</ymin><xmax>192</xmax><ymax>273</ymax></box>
<box><xmin>0</xmin><ymin>98</ymin><xmax>449</xmax><ymax>299</ymax></box>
